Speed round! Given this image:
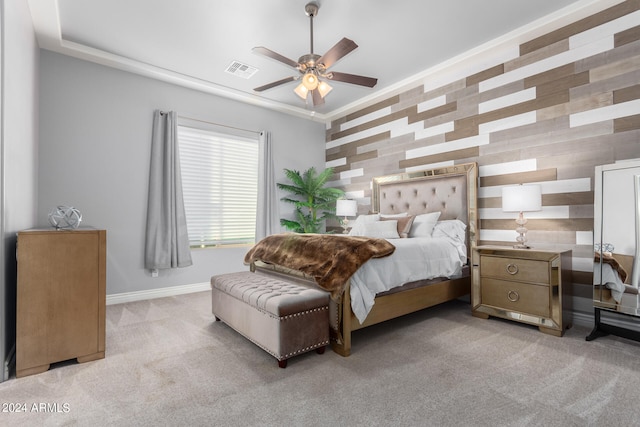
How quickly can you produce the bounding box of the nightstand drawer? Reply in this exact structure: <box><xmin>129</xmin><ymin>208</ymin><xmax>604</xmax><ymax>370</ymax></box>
<box><xmin>480</xmin><ymin>256</ymin><xmax>550</xmax><ymax>284</ymax></box>
<box><xmin>481</xmin><ymin>278</ymin><xmax>550</xmax><ymax>318</ymax></box>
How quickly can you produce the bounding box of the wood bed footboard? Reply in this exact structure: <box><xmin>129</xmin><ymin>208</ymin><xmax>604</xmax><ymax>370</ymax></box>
<box><xmin>330</xmin><ymin>276</ymin><xmax>471</xmax><ymax>356</ymax></box>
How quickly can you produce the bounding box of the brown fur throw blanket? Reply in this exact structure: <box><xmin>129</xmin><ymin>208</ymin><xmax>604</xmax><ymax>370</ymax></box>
<box><xmin>244</xmin><ymin>233</ymin><xmax>396</xmax><ymax>298</ymax></box>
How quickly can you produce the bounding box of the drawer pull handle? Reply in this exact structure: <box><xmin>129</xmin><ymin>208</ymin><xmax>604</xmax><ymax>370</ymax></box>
<box><xmin>506</xmin><ymin>263</ymin><xmax>519</xmax><ymax>275</ymax></box>
<box><xmin>507</xmin><ymin>290</ymin><xmax>520</xmax><ymax>302</ymax></box>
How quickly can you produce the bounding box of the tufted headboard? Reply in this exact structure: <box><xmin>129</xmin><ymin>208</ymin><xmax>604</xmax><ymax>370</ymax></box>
<box><xmin>372</xmin><ymin>162</ymin><xmax>479</xmax><ymax>251</ymax></box>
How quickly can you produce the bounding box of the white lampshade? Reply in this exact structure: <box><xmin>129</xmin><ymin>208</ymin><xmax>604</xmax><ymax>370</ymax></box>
<box><xmin>502</xmin><ymin>184</ymin><xmax>542</xmax><ymax>212</ymax></box>
<box><xmin>336</xmin><ymin>199</ymin><xmax>357</xmax><ymax>217</ymax></box>
<box><xmin>317</xmin><ymin>80</ymin><xmax>333</xmax><ymax>98</ymax></box>
<box><xmin>301</xmin><ymin>72</ymin><xmax>319</xmax><ymax>90</ymax></box>
<box><xmin>294</xmin><ymin>83</ymin><xmax>309</xmax><ymax>100</ymax></box>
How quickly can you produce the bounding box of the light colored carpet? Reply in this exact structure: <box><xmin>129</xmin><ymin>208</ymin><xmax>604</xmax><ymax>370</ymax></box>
<box><xmin>2</xmin><ymin>291</ymin><xmax>640</xmax><ymax>426</ymax></box>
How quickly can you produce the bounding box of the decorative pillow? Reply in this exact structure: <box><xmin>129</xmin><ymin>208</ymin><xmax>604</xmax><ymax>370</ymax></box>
<box><xmin>362</xmin><ymin>220</ymin><xmax>400</xmax><ymax>239</ymax></box>
<box><xmin>432</xmin><ymin>219</ymin><xmax>467</xmax><ymax>243</ymax></box>
<box><xmin>409</xmin><ymin>211</ymin><xmax>442</xmax><ymax>238</ymax></box>
<box><xmin>382</xmin><ymin>215</ymin><xmax>415</xmax><ymax>238</ymax></box>
<box><xmin>348</xmin><ymin>214</ymin><xmax>380</xmax><ymax>236</ymax></box>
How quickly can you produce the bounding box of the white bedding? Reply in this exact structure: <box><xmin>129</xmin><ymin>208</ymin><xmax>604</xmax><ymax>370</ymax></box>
<box><xmin>349</xmin><ymin>236</ymin><xmax>467</xmax><ymax>323</ymax></box>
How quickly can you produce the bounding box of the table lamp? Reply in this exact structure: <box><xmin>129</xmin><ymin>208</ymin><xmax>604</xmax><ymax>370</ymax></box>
<box><xmin>502</xmin><ymin>184</ymin><xmax>542</xmax><ymax>249</ymax></box>
<box><xmin>336</xmin><ymin>199</ymin><xmax>357</xmax><ymax>234</ymax></box>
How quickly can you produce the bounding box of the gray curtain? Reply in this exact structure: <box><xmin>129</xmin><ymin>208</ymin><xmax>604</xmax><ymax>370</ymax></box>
<box><xmin>256</xmin><ymin>131</ymin><xmax>279</xmax><ymax>240</ymax></box>
<box><xmin>144</xmin><ymin>110</ymin><xmax>193</xmax><ymax>269</ymax></box>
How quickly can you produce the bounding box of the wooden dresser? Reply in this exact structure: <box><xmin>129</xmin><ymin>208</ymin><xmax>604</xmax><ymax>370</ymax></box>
<box><xmin>16</xmin><ymin>228</ymin><xmax>106</xmax><ymax>377</ymax></box>
<box><xmin>471</xmin><ymin>247</ymin><xmax>572</xmax><ymax>337</ymax></box>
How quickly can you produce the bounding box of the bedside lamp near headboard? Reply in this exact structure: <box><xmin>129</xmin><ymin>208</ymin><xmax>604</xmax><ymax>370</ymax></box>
<box><xmin>336</xmin><ymin>199</ymin><xmax>357</xmax><ymax>234</ymax></box>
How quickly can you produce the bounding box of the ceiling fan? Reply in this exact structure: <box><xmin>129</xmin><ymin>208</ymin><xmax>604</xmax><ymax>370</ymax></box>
<box><xmin>252</xmin><ymin>1</ymin><xmax>378</xmax><ymax>106</ymax></box>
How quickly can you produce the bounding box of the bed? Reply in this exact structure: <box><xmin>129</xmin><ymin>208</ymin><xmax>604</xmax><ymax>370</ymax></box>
<box><xmin>248</xmin><ymin>162</ymin><xmax>478</xmax><ymax>356</ymax></box>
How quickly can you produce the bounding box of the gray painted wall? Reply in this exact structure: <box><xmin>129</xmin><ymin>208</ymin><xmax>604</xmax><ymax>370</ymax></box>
<box><xmin>38</xmin><ymin>51</ymin><xmax>325</xmax><ymax>296</ymax></box>
<box><xmin>1</xmin><ymin>0</ymin><xmax>39</xmax><ymax>381</ymax></box>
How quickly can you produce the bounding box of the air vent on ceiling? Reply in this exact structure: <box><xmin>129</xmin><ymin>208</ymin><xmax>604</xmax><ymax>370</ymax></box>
<box><xmin>225</xmin><ymin>61</ymin><xmax>258</xmax><ymax>79</ymax></box>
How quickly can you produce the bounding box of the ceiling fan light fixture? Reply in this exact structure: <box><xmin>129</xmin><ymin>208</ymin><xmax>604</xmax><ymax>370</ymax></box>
<box><xmin>317</xmin><ymin>80</ymin><xmax>332</xmax><ymax>98</ymax></box>
<box><xmin>252</xmin><ymin>2</ymin><xmax>377</xmax><ymax>106</ymax></box>
<box><xmin>294</xmin><ymin>83</ymin><xmax>309</xmax><ymax>99</ymax></box>
<box><xmin>302</xmin><ymin>72</ymin><xmax>319</xmax><ymax>90</ymax></box>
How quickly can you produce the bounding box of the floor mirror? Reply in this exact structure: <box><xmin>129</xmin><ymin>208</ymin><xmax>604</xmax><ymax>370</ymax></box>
<box><xmin>588</xmin><ymin>159</ymin><xmax>640</xmax><ymax>341</ymax></box>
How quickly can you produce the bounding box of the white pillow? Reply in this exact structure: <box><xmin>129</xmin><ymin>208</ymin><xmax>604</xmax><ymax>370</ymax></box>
<box><xmin>379</xmin><ymin>212</ymin><xmax>408</xmax><ymax>219</ymax></box>
<box><xmin>348</xmin><ymin>214</ymin><xmax>380</xmax><ymax>236</ymax></box>
<box><xmin>363</xmin><ymin>220</ymin><xmax>400</xmax><ymax>239</ymax></box>
<box><xmin>409</xmin><ymin>212</ymin><xmax>441</xmax><ymax>238</ymax></box>
<box><xmin>432</xmin><ymin>219</ymin><xmax>467</xmax><ymax>243</ymax></box>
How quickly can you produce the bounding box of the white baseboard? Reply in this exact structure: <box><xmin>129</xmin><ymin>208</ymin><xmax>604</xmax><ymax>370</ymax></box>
<box><xmin>106</xmin><ymin>282</ymin><xmax>211</xmax><ymax>305</ymax></box>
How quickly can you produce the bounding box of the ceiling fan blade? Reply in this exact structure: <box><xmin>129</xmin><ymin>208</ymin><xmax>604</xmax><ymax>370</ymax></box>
<box><xmin>252</xmin><ymin>46</ymin><xmax>300</xmax><ymax>69</ymax></box>
<box><xmin>253</xmin><ymin>76</ymin><xmax>296</xmax><ymax>92</ymax></box>
<box><xmin>327</xmin><ymin>71</ymin><xmax>378</xmax><ymax>88</ymax></box>
<box><xmin>311</xmin><ymin>89</ymin><xmax>325</xmax><ymax>106</ymax></box>
<box><xmin>318</xmin><ymin>38</ymin><xmax>358</xmax><ymax>69</ymax></box>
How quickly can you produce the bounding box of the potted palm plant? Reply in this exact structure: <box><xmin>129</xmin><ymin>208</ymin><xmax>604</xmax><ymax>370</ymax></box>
<box><xmin>278</xmin><ymin>167</ymin><xmax>345</xmax><ymax>233</ymax></box>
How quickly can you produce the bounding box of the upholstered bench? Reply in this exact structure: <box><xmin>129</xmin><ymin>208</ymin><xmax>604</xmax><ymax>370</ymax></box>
<box><xmin>211</xmin><ymin>271</ymin><xmax>330</xmax><ymax>368</ymax></box>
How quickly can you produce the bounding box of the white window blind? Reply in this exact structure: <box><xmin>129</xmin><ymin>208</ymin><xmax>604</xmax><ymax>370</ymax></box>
<box><xmin>178</xmin><ymin>125</ymin><xmax>259</xmax><ymax>248</ymax></box>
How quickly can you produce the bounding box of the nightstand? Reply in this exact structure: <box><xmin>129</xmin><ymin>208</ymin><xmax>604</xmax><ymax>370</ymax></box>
<box><xmin>471</xmin><ymin>247</ymin><xmax>572</xmax><ymax>337</ymax></box>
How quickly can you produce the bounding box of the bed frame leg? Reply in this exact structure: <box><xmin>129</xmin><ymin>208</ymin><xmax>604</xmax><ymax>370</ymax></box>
<box><xmin>278</xmin><ymin>359</ymin><xmax>288</xmax><ymax>368</ymax></box>
<box><xmin>330</xmin><ymin>291</ymin><xmax>352</xmax><ymax>357</ymax></box>
<box><xmin>331</xmin><ymin>340</ymin><xmax>351</xmax><ymax>357</ymax></box>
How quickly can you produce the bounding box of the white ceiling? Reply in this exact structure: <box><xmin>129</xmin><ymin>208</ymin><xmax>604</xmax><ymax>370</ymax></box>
<box><xmin>28</xmin><ymin>0</ymin><xmax>611</xmax><ymax>122</ymax></box>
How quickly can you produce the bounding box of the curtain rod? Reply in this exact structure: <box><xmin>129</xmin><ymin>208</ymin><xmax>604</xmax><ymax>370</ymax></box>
<box><xmin>159</xmin><ymin>111</ymin><xmax>261</xmax><ymax>135</ymax></box>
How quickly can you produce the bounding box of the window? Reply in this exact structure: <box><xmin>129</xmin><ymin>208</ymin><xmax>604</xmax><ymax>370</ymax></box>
<box><xmin>178</xmin><ymin>125</ymin><xmax>259</xmax><ymax>248</ymax></box>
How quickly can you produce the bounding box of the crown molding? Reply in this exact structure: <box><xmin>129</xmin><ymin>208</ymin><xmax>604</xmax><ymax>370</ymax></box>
<box><xmin>27</xmin><ymin>0</ymin><xmax>625</xmax><ymax>125</ymax></box>
<box><xmin>27</xmin><ymin>0</ymin><xmax>329</xmax><ymax>122</ymax></box>
<box><xmin>323</xmin><ymin>0</ymin><xmax>627</xmax><ymax>122</ymax></box>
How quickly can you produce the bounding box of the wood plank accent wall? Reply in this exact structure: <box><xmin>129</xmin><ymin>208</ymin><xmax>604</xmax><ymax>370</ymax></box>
<box><xmin>325</xmin><ymin>0</ymin><xmax>640</xmax><ymax>301</ymax></box>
